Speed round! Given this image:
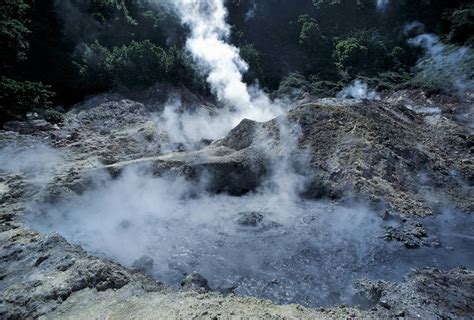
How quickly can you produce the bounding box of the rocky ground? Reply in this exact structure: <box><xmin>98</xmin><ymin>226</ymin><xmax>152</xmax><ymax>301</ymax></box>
<box><xmin>0</xmin><ymin>87</ymin><xmax>473</xmax><ymax>318</ymax></box>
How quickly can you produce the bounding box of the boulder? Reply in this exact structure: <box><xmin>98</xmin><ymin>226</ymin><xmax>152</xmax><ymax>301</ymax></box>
<box><xmin>236</xmin><ymin>211</ymin><xmax>264</xmax><ymax>227</ymax></box>
<box><xmin>181</xmin><ymin>272</ymin><xmax>210</xmax><ymax>293</ymax></box>
<box><xmin>3</xmin><ymin>121</ymin><xmax>35</xmax><ymax>134</ymax></box>
<box><xmin>133</xmin><ymin>255</ymin><xmax>154</xmax><ymax>275</ymax></box>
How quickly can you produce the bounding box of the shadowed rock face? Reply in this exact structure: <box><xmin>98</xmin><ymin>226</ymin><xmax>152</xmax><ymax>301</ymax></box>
<box><xmin>154</xmin><ymin>145</ymin><xmax>269</xmax><ymax>195</ymax></box>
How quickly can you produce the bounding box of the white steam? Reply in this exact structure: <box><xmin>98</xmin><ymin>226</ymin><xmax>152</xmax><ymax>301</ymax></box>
<box><xmin>0</xmin><ymin>142</ymin><xmax>63</xmax><ymax>186</ymax></box>
<box><xmin>173</xmin><ymin>0</ymin><xmax>249</xmax><ymax>109</ymax></box>
<box><xmin>407</xmin><ymin>27</ymin><xmax>474</xmax><ymax>97</ymax></box>
<box><xmin>258</xmin><ymin>116</ymin><xmax>311</xmax><ymax>212</ymax></box>
<box><xmin>158</xmin><ymin>94</ymin><xmax>276</xmax><ymax>145</ymax></box>
<box><xmin>336</xmin><ymin>80</ymin><xmax>381</xmax><ymax>100</ymax></box>
<box><xmin>165</xmin><ymin>0</ymin><xmax>282</xmax><ymax>144</ymax></box>
<box><xmin>159</xmin><ymin>98</ymin><xmax>234</xmax><ymax>144</ymax></box>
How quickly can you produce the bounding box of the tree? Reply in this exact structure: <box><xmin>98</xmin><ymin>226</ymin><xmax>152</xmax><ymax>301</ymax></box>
<box><xmin>77</xmin><ymin>40</ymin><xmax>200</xmax><ymax>90</ymax></box>
<box><xmin>0</xmin><ymin>0</ymin><xmax>30</xmax><ymax>72</ymax></box>
<box><xmin>446</xmin><ymin>4</ymin><xmax>474</xmax><ymax>46</ymax></box>
<box><xmin>240</xmin><ymin>44</ymin><xmax>264</xmax><ymax>84</ymax></box>
<box><xmin>0</xmin><ymin>0</ymin><xmax>53</xmax><ymax>122</ymax></box>
<box><xmin>334</xmin><ymin>30</ymin><xmax>389</xmax><ymax>77</ymax></box>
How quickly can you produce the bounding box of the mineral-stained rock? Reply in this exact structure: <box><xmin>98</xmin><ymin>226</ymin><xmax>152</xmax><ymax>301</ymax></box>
<box><xmin>28</xmin><ymin>119</ymin><xmax>56</xmax><ymax>131</ymax></box>
<box><xmin>3</xmin><ymin>118</ymin><xmax>57</xmax><ymax>134</ymax></box>
<box><xmin>289</xmin><ymin>100</ymin><xmax>472</xmax><ymax>215</ymax></box>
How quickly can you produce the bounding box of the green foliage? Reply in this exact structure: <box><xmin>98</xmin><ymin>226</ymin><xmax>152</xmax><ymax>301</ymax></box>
<box><xmin>277</xmin><ymin>73</ymin><xmax>310</xmax><ymax>98</ymax></box>
<box><xmin>78</xmin><ymin>40</ymin><xmax>198</xmax><ymax>90</ymax></box>
<box><xmin>297</xmin><ymin>15</ymin><xmax>335</xmax><ymax>77</ymax></box>
<box><xmin>86</xmin><ymin>0</ymin><xmax>136</xmax><ymax>25</ymax></box>
<box><xmin>313</xmin><ymin>0</ymin><xmax>376</xmax><ymax>13</ymax></box>
<box><xmin>298</xmin><ymin>15</ymin><xmax>325</xmax><ymax>48</ymax></box>
<box><xmin>0</xmin><ymin>77</ymin><xmax>54</xmax><ymax>120</ymax></box>
<box><xmin>42</xmin><ymin>108</ymin><xmax>64</xmax><ymax>124</ymax></box>
<box><xmin>278</xmin><ymin>73</ymin><xmax>344</xmax><ymax>99</ymax></box>
<box><xmin>240</xmin><ymin>44</ymin><xmax>264</xmax><ymax>84</ymax></box>
<box><xmin>446</xmin><ymin>4</ymin><xmax>474</xmax><ymax>46</ymax></box>
<box><xmin>307</xmin><ymin>77</ymin><xmax>343</xmax><ymax>98</ymax></box>
<box><xmin>1</xmin><ymin>0</ymin><xmax>472</xmax><ymax>121</ymax></box>
<box><xmin>334</xmin><ymin>37</ymin><xmax>368</xmax><ymax>75</ymax></box>
<box><xmin>374</xmin><ymin>71</ymin><xmax>413</xmax><ymax>91</ymax></box>
<box><xmin>408</xmin><ymin>44</ymin><xmax>474</xmax><ymax>94</ymax></box>
<box><xmin>0</xmin><ymin>0</ymin><xmax>30</xmax><ymax>71</ymax></box>
<box><xmin>0</xmin><ymin>1</ymin><xmax>58</xmax><ymax>121</ymax></box>
<box><xmin>333</xmin><ymin>30</ymin><xmax>389</xmax><ymax>77</ymax></box>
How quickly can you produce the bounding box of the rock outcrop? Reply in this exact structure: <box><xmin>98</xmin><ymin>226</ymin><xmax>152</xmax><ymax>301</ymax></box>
<box><xmin>143</xmin><ymin>98</ymin><xmax>473</xmax><ymax>216</ymax></box>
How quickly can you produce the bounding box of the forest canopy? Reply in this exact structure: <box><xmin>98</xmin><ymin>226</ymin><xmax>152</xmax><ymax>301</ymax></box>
<box><xmin>1</xmin><ymin>0</ymin><xmax>473</xmax><ymax>121</ymax></box>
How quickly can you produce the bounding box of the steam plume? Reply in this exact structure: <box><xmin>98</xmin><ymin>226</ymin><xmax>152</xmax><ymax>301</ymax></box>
<box><xmin>407</xmin><ymin>25</ymin><xmax>474</xmax><ymax>97</ymax></box>
<box><xmin>337</xmin><ymin>80</ymin><xmax>380</xmax><ymax>100</ymax></box>
<box><xmin>170</xmin><ymin>0</ymin><xmax>282</xmax><ymax>139</ymax></box>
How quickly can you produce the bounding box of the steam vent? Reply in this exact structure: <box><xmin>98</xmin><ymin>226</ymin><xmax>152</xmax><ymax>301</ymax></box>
<box><xmin>1</xmin><ymin>0</ymin><xmax>473</xmax><ymax>318</ymax></box>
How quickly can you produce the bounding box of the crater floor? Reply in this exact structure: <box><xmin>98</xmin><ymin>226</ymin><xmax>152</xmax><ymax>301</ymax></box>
<box><xmin>1</xmin><ymin>91</ymin><xmax>473</xmax><ymax>318</ymax></box>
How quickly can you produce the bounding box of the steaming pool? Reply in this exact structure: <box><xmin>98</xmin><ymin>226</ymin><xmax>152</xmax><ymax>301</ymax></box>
<box><xmin>27</xmin><ymin>170</ymin><xmax>474</xmax><ymax>308</ymax></box>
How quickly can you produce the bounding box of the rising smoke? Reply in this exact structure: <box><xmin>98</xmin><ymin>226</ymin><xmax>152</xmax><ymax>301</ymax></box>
<box><xmin>407</xmin><ymin>23</ymin><xmax>474</xmax><ymax>97</ymax></box>
<box><xmin>336</xmin><ymin>80</ymin><xmax>381</xmax><ymax>100</ymax></box>
<box><xmin>159</xmin><ymin>97</ymin><xmax>233</xmax><ymax>145</ymax></box>
<box><xmin>0</xmin><ymin>141</ymin><xmax>63</xmax><ymax>187</ymax></box>
<box><xmin>30</xmin><ymin>167</ymin><xmax>390</xmax><ymax>307</ymax></box>
<box><xmin>165</xmin><ymin>0</ymin><xmax>283</xmax><ymax>144</ymax></box>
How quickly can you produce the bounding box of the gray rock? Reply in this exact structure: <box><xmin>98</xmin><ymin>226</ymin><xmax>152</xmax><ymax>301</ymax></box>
<box><xmin>3</xmin><ymin>121</ymin><xmax>35</xmax><ymax>134</ymax></box>
<box><xmin>181</xmin><ymin>272</ymin><xmax>210</xmax><ymax>293</ymax></box>
<box><xmin>237</xmin><ymin>211</ymin><xmax>264</xmax><ymax>227</ymax></box>
<box><xmin>152</xmin><ymin>98</ymin><xmax>473</xmax><ymax>215</ymax></box>
<box><xmin>0</xmin><ymin>228</ymin><xmax>156</xmax><ymax>319</ymax></box>
<box><xmin>383</xmin><ymin>219</ymin><xmax>429</xmax><ymax>248</ymax></box>
<box><xmin>29</xmin><ymin>119</ymin><xmax>55</xmax><ymax>131</ymax></box>
<box><xmin>354</xmin><ymin>268</ymin><xmax>474</xmax><ymax>318</ymax></box>
<box><xmin>3</xmin><ymin>118</ymin><xmax>56</xmax><ymax>133</ymax></box>
<box><xmin>156</xmin><ymin>145</ymin><xmax>269</xmax><ymax>196</ymax></box>
<box><xmin>132</xmin><ymin>255</ymin><xmax>154</xmax><ymax>275</ymax></box>
<box><xmin>26</xmin><ymin>112</ymin><xmax>41</xmax><ymax>122</ymax></box>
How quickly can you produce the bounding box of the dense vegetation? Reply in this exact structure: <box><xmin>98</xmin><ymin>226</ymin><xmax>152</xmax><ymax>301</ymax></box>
<box><xmin>1</xmin><ymin>0</ymin><xmax>473</xmax><ymax>121</ymax></box>
<box><xmin>228</xmin><ymin>0</ymin><xmax>473</xmax><ymax>97</ymax></box>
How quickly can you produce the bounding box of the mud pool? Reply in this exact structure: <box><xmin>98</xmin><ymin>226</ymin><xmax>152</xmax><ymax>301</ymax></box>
<box><xmin>26</xmin><ymin>173</ymin><xmax>474</xmax><ymax>308</ymax></box>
